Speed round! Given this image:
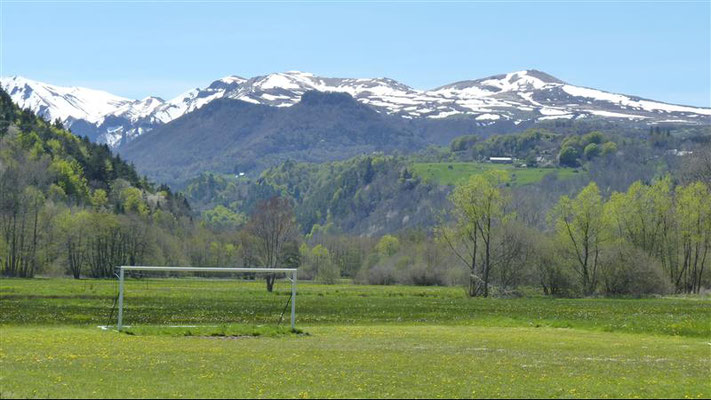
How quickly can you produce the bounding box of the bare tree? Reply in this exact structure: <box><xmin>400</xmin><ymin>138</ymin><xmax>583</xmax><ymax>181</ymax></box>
<box><xmin>681</xmin><ymin>146</ymin><xmax>711</xmax><ymax>186</ymax></box>
<box><xmin>247</xmin><ymin>196</ymin><xmax>298</xmax><ymax>292</ymax></box>
<box><xmin>56</xmin><ymin>209</ymin><xmax>89</xmax><ymax>279</ymax></box>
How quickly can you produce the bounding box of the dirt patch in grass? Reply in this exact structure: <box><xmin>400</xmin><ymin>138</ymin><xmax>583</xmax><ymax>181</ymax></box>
<box><xmin>119</xmin><ymin>324</ymin><xmax>306</xmax><ymax>338</ymax></box>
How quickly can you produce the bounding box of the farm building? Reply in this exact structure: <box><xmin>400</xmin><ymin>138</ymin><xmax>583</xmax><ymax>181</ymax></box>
<box><xmin>489</xmin><ymin>156</ymin><xmax>513</xmax><ymax>164</ymax></box>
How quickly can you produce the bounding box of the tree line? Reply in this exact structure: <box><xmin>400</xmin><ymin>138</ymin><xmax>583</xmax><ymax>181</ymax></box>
<box><xmin>439</xmin><ymin>172</ymin><xmax>709</xmax><ymax>296</ymax></box>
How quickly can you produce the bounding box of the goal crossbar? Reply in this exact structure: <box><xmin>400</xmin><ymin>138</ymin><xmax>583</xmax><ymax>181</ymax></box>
<box><xmin>116</xmin><ymin>266</ymin><xmax>297</xmax><ymax>332</ymax></box>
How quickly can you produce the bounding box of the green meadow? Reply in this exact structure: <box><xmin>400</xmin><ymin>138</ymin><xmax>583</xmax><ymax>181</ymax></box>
<box><xmin>1</xmin><ymin>278</ymin><xmax>710</xmax><ymax>398</ymax></box>
<box><xmin>411</xmin><ymin>162</ymin><xmax>579</xmax><ymax>186</ymax></box>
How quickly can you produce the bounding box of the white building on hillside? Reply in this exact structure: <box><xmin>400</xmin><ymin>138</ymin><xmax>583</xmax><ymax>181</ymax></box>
<box><xmin>489</xmin><ymin>156</ymin><xmax>513</xmax><ymax>164</ymax></box>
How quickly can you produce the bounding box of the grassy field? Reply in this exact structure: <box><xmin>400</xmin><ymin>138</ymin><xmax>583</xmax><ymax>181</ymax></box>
<box><xmin>1</xmin><ymin>278</ymin><xmax>710</xmax><ymax>398</ymax></box>
<box><xmin>411</xmin><ymin>162</ymin><xmax>580</xmax><ymax>186</ymax></box>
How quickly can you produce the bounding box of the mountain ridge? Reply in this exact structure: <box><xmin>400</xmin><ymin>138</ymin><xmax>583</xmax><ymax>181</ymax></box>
<box><xmin>2</xmin><ymin>70</ymin><xmax>709</xmax><ymax>148</ymax></box>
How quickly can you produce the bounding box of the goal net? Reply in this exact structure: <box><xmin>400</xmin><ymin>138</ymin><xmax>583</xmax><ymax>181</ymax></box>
<box><xmin>113</xmin><ymin>266</ymin><xmax>297</xmax><ymax>332</ymax></box>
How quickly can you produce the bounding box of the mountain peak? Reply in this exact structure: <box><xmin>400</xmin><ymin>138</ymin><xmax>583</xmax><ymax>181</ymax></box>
<box><xmin>284</xmin><ymin>70</ymin><xmax>313</xmax><ymax>76</ymax></box>
<box><xmin>206</xmin><ymin>75</ymin><xmax>246</xmax><ymax>91</ymax></box>
<box><xmin>140</xmin><ymin>96</ymin><xmax>165</xmax><ymax>102</ymax></box>
<box><xmin>519</xmin><ymin>69</ymin><xmax>565</xmax><ymax>84</ymax></box>
<box><xmin>218</xmin><ymin>75</ymin><xmax>246</xmax><ymax>84</ymax></box>
<box><xmin>432</xmin><ymin>69</ymin><xmax>563</xmax><ymax>95</ymax></box>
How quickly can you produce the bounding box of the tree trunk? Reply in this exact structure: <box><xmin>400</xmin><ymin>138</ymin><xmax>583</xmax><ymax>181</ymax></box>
<box><xmin>266</xmin><ymin>274</ymin><xmax>275</xmax><ymax>292</ymax></box>
<box><xmin>483</xmin><ymin>217</ymin><xmax>491</xmax><ymax>298</ymax></box>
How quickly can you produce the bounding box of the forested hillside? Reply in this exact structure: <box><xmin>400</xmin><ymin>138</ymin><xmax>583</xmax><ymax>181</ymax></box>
<box><xmin>184</xmin><ymin>155</ymin><xmax>450</xmax><ymax>236</ymax></box>
<box><xmin>0</xmin><ymin>89</ymin><xmax>217</xmax><ymax>278</ymax></box>
<box><xmin>183</xmin><ymin>124</ymin><xmax>710</xmax><ymax>236</ymax></box>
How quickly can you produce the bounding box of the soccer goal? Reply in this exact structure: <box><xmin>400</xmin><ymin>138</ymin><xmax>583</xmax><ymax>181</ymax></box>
<box><xmin>116</xmin><ymin>266</ymin><xmax>298</xmax><ymax>331</ymax></box>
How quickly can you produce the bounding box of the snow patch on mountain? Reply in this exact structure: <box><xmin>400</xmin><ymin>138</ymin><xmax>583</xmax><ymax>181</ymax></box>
<box><xmin>476</xmin><ymin>113</ymin><xmax>501</xmax><ymax>120</ymax></box>
<box><xmin>561</xmin><ymin>85</ymin><xmax>711</xmax><ymax>115</ymax></box>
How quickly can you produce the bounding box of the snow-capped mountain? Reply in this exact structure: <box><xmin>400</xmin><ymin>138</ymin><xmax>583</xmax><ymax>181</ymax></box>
<box><xmin>0</xmin><ymin>76</ymin><xmax>133</xmax><ymax>124</ymax></box>
<box><xmin>2</xmin><ymin>70</ymin><xmax>709</xmax><ymax>148</ymax></box>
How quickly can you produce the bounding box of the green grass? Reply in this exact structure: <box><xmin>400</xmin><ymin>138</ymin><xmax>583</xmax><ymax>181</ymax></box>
<box><xmin>411</xmin><ymin>162</ymin><xmax>579</xmax><ymax>186</ymax></box>
<box><xmin>2</xmin><ymin>278</ymin><xmax>708</xmax><ymax>337</ymax></box>
<box><xmin>1</xmin><ymin>325</ymin><xmax>709</xmax><ymax>398</ymax></box>
<box><xmin>1</xmin><ymin>278</ymin><xmax>710</xmax><ymax>398</ymax></box>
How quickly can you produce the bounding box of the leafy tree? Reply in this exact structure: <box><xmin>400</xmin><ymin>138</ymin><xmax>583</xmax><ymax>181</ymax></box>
<box><xmin>375</xmin><ymin>235</ymin><xmax>400</xmax><ymax>257</ymax></box>
<box><xmin>121</xmin><ymin>187</ymin><xmax>148</xmax><ymax>216</ymax></box>
<box><xmin>49</xmin><ymin>159</ymin><xmax>89</xmax><ymax>200</ymax></box>
<box><xmin>582</xmin><ymin>131</ymin><xmax>604</xmax><ymax>146</ymax></box>
<box><xmin>561</xmin><ymin>135</ymin><xmax>582</xmax><ymax>150</ymax></box>
<box><xmin>91</xmin><ymin>189</ymin><xmax>108</xmax><ymax>210</ymax></box>
<box><xmin>310</xmin><ymin>244</ymin><xmax>339</xmax><ymax>284</ymax></box>
<box><xmin>202</xmin><ymin>205</ymin><xmax>246</xmax><ymax>231</ymax></box>
<box><xmin>600</xmin><ymin>141</ymin><xmax>618</xmax><ymax>156</ymax></box>
<box><xmin>605</xmin><ymin>178</ymin><xmax>672</xmax><ymax>255</ymax></box>
<box><xmin>450</xmin><ymin>134</ymin><xmax>478</xmax><ymax>152</ymax></box>
<box><xmin>558</xmin><ymin>146</ymin><xmax>579</xmax><ymax>167</ymax></box>
<box><xmin>583</xmin><ymin>143</ymin><xmax>601</xmax><ymax>160</ymax></box>
<box><xmin>439</xmin><ymin>170</ymin><xmax>510</xmax><ymax>297</ymax></box>
<box><xmin>675</xmin><ymin>182</ymin><xmax>710</xmax><ymax>293</ymax></box>
<box><xmin>550</xmin><ymin>182</ymin><xmax>605</xmax><ymax>295</ymax></box>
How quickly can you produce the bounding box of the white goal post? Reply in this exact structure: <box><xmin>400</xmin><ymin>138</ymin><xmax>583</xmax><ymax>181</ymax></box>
<box><xmin>117</xmin><ymin>266</ymin><xmax>298</xmax><ymax>331</ymax></box>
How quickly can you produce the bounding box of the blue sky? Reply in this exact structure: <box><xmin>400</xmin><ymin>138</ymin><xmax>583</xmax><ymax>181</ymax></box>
<box><xmin>2</xmin><ymin>1</ymin><xmax>709</xmax><ymax>106</ymax></box>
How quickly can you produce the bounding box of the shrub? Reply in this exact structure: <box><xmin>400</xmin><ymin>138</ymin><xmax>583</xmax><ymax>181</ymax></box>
<box><xmin>399</xmin><ymin>262</ymin><xmax>447</xmax><ymax>286</ymax></box>
<box><xmin>558</xmin><ymin>146</ymin><xmax>579</xmax><ymax>167</ymax></box>
<box><xmin>362</xmin><ymin>263</ymin><xmax>397</xmax><ymax>285</ymax></box>
<box><xmin>584</xmin><ymin>143</ymin><xmax>600</xmax><ymax>160</ymax></box>
<box><xmin>316</xmin><ymin>259</ymin><xmax>340</xmax><ymax>284</ymax></box>
<box><xmin>599</xmin><ymin>243</ymin><xmax>673</xmax><ymax>296</ymax></box>
<box><xmin>531</xmin><ymin>237</ymin><xmax>577</xmax><ymax>296</ymax></box>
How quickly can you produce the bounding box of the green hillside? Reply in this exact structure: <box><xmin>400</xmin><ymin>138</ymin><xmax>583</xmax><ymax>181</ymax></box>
<box><xmin>411</xmin><ymin>162</ymin><xmax>580</xmax><ymax>186</ymax></box>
